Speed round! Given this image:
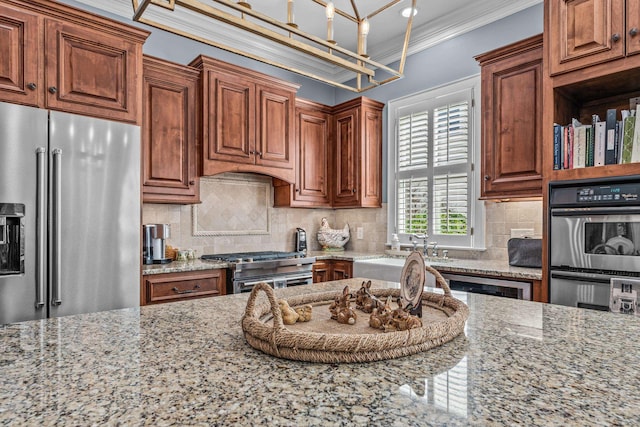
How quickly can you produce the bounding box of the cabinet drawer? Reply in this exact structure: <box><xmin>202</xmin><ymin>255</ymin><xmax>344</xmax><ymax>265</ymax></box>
<box><xmin>145</xmin><ymin>270</ymin><xmax>224</xmax><ymax>304</ymax></box>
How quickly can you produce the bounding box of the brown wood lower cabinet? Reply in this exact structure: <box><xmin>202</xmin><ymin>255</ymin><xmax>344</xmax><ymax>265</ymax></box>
<box><xmin>143</xmin><ymin>270</ymin><xmax>226</xmax><ymax>305</ymax></box>
<box><xmin>312</xmin><ymin>260</ymin><xmax>353</xmax><ymax>283</ymax></box>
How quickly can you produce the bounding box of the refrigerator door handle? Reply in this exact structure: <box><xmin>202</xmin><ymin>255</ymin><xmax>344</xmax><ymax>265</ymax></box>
<box><xmin>35</xmin><ymin>147</ymin><xmax>47</xmax><ymax>308</ymax></box>
<box><xmin>50</xmin><ymin>148</ymin><xmax>62</xmax><ymax>306</ymax></box>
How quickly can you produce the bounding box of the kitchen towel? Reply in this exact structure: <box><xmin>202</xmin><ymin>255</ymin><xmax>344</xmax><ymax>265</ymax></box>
<box><xmin>507</xmin><ymin>238</ymin><xmax>542</xmax><ymax>268</ymax></box>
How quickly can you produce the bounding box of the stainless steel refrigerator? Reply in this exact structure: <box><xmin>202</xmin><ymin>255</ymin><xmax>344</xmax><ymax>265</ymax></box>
<box><xmin>0</xmin><ymin>102</ymin><xmax>140</xmax><ymax>324</ymax></box>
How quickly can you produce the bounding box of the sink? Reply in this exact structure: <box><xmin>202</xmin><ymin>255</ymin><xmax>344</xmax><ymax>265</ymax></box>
<box><xmin>352</xmin><ymin>256</ymin><xmax>451</xmax><ymax>283</ymax></box>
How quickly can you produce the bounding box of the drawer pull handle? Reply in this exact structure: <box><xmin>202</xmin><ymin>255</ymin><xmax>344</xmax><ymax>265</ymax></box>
<box><xmin>172</xmin><ymin>284</ymin><xmax>201</xmax><ymax>294</ymax></box>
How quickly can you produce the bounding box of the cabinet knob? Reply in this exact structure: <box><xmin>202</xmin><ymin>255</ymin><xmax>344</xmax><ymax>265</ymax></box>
<box><xmin>257</xmin><ymin>151</ymin><xmax>263</xmax><ymax>156</ymax></box>
<box><xmin>630</xmin><ymin>28</ymin><xmax>638</xmax><ymax>37</ymax></box>
<box><xmin>484</xmin><ymin>175</ymin><xmax>491</xmax><ymax>181</ymax></box>
<box><xmin>27</xmin><ymin>83</ymin><xmax>37</xmax><ymax>91</ymax></box>
<box><xmin>352</xmin><ymin>188</ymin><xmax>356</xmax><ymax>193</ymax></box>
<box><xmin>189</xmin><ymin>180</ymin><xmax>195</xmax><ymax>185</ymax></box>
<box><xmin>48</xmin><ymin>86</ymin><xmax>57</xmax><ymax>94</ymax></box>
<box><xmin>612</xmin><ymin>33</ymin><xmax>621</xmax><ymax>42</ymax></box>
<box><xmin>295</xmin><ymin>188</ymin><xmax>300</xmax><ymax>192</ymax></box>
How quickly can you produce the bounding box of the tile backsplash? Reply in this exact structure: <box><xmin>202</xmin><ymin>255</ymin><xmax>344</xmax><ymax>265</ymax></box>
<box><xmin>142</xmin><ymin>173</ymin><xmax>542</xmax><ymax>260</ymax></box>
<box><xmin>142</xmin><ymin>173</ymin><xmax>388</xmax><ymax>256</ymax></box>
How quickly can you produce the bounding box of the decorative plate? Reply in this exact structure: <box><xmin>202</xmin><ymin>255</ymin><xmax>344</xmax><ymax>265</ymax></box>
<box><xmin>400</xmin><ymin>251</ymin><xmax>425</xmax><ymax>310</ymax></box>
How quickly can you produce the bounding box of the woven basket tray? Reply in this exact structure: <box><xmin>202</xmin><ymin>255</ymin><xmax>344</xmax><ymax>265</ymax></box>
<box><xmin>241</xmin><ymin>265</ymin><xmax>469</xmax><ymax>363</ymax></box>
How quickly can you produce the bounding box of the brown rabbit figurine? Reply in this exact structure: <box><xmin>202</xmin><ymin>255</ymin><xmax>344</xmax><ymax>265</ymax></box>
<box><xmin>355</xmin><ymin>280</ymin><xmax>384</xmax><ymax>313</ymax></box>
<box><xmin>369</xmin><ymin>295</ymin><xmax>393</xmax><ymax>329</ymax></box>
<box><xmin>331</xmin><ymin>286</ymin><xmax>357</xmax><ymax>325</ymax></box>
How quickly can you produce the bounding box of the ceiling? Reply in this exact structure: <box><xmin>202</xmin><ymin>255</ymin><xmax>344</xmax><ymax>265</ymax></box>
<box><xmin>74</xmin><ymin>0</ymin><xmax>541</xmax><ymax>86</ymax></box>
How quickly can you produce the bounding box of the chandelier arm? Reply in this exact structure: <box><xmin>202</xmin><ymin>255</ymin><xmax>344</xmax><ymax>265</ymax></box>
<box><xmin>349</xmin><ymin>0</ymin><xmax>361</xmax><ymax>21</ymax></box>
<box><xmin>310</xmin><ymin>0</ymin><xmax>358</xmax><ymax>23</ymax></box>
<box><xmin>132</xmin><ymin>0</ymin><xmax>153</xmax><ymax>21</ymax></box>
<box><xmin>396</xmin><ymin>0</ymin><xmax>416</xmax><ymax>74</ymax></box>
<box><xmin>366</xmin><ymin>0</ymin><xmax>403</xmax><ymax>20</ymax></box>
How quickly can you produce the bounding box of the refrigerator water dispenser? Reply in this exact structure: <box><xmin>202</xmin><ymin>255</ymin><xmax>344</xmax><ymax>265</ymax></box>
<box><xmin>0</xmin><ymin>203</ymin><xmax>25</xmax><ymax>276</ymax></box>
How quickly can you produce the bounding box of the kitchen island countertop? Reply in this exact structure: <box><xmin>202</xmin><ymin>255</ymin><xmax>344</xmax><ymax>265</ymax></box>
<box><xmin>1</xmin><ymin>279</ymin><xmax>639</xmax><ymax>426</ymax></box>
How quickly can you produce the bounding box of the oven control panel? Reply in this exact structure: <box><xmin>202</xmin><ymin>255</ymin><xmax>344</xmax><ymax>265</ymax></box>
<box><xmin>550</xmin><ymin>180</ymin><xmax>640</xmax><ymax>207</ymax></box>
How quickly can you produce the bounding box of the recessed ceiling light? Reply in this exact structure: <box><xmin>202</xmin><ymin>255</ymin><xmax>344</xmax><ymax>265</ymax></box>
<box><xmin>401</xmin><ymin>7</ymin><xmax>418</xmax><ymax>18</ymax></box>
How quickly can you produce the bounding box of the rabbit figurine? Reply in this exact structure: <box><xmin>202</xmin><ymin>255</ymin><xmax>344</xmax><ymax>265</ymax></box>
<box><xmin>330</xmin><ymin>286</ymin><xmax>357</xmax><ymax>325</ymax></box>
<box><xmin>278</xmin><ymin>299</ymin><xmax>300</xmax><ymax>325</ymax></box>
<box><xmin>355</xmin><ymin>280</ymin><xmax>384</xmax><ymax>314</ymax></box>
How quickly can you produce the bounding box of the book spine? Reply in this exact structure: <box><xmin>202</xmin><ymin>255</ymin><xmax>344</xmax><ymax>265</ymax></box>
<box><xmin>553</xmin><ymin>123</ymin><xmax>562</xmax><ymax>170</ymax></box>
<box><xmin>632</xmin><ymin>104</ymin><xmax>640</xmax><ymax>163</ymax></box>
<box><xmin>595</xmin><ymin>121</ymin><xmax>606</xmax><ymax>166</ymax></box>
<box><xmin>586</xmin><ymin>125</ymin><xmax>594</xmax><ymax>167</ymax></box>
<box><xmin>605</xmin><ymin>109</ymin><xmax>617</xmax><ymax>165</ymax></box>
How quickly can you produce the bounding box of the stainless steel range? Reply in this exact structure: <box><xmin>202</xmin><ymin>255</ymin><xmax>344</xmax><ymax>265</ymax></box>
<box><xmin>201</xmin><ymin>251</ymin><xmax>316</xmax><ymax>294</ymax></box>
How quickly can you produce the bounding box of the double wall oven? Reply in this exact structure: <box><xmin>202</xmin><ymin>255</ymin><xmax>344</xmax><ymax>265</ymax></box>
<box><xmin>549</xmin><ymin>177</ymin><xmax>640</xmax><ymax>311</ymax></box>
<box><xmin>201</xmin><ymin>251</ymin><xmax>316</xmax><ymax>294</ymax></box>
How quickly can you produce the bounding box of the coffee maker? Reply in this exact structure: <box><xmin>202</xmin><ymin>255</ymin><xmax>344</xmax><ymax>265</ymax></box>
<box><xmin>143</xmin><ymin>224</ymin><xmax>172</xmax><ymax>265</ymax></box>
<box><xmin>295</xmin><ymin>228</ymin><xmax>307</xmax><ymax>253</ymax></box>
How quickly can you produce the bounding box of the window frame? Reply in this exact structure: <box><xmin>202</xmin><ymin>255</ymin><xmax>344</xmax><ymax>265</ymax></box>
<box><xmin>387</xmin><ymin>75</ymin><xmax>485</xmax><ymax>250</ymax></box>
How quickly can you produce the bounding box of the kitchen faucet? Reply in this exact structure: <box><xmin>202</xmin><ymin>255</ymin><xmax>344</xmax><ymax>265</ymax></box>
<box><xmin>411</xmin><ymin>233</ymin><xmax>428</xmax><ymax>255</ymax></box>
<box><xmin>430</xmin><ymin>242</ymin><xmax>439</xmax><ymax>258</ymax></box>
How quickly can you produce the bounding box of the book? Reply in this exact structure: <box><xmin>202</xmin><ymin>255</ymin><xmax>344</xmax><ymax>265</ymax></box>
<box><xmin>553</xmin><ymin>123</ymin><xmax>562</xmax><ymax>170</ymax></box>
<box><xmin>620</xmin><ymin>112</ymin><xmax>635</xmax><ymax>164</ymax></box>
<box><xmin>563</xmin><ymin>125</ymin><xmax>570</xmax><ymax>169</ymax></box>
<box><xmin>573</xmin><ymin>123</ymin><xmax>587</xmax><ymax>168</ymax></box>
<box><xmin>605</xmin><ymin>109</ymin><xmax>618</xmax><ymax>165</ymax></box>
<box><xmin>594</xmin><ymin>121</ymin><xmax>606</xmax><ymax>166</ymax></box>
<box><xmin>586</xmin><ymin>125</ymin><xmax>594</xmax><ymax>167</ymax></box>
<box><xmin>632</xmin><ymin>104</ymin><xmax>640</xmax><ymax>163</ymax></box>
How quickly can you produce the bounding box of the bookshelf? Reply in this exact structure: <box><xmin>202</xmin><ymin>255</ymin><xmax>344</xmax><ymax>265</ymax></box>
<box><xmin>541</xmin><ymin>0</ymin><xmax>640</xmax><ymax>300</ymax></box>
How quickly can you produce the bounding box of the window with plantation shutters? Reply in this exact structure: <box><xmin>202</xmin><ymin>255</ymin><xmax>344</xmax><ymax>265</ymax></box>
<box><xmin>388</xmin><ymin>76</ymin><xmax>483</xmax><ymax>249</ymax></box>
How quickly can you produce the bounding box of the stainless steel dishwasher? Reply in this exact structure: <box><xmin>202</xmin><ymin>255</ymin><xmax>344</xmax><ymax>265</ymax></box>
<box><xmin>441</xmin><ymin>273</ymin><xmax>532</xmax><ymax>300</ymax></box>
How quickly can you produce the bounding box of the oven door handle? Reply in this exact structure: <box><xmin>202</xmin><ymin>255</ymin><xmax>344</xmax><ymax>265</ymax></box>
<box><xmin>551</xmin><ymin>206</ymin><xmax>640</xmax><ymax>216</ymax></box>
<box><xmin>550</xmin><ymin>271</ymin><xmax>612</xmax><ymax>284</ymax></box>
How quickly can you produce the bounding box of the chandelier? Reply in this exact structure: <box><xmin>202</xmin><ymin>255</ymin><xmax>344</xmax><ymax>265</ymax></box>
<box><xmin>132</xmin><ymin>0</ymin><xmax>416</xmax><ymax>92</ymax></box>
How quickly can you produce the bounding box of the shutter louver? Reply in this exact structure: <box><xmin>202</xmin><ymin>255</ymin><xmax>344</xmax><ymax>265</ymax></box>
<box><xmin>433</xmin><ymin>174</ymin><xmax>468</xmax><ymax>235</ymax></box>
<box><xmin>434</xmin><ymin>102</ymin><xmax>468</xmax><ymax>166</ymax></box>
<box><xmin>398</xmin><ymin>112</ymin><xmax>429</xmax><ymax>171</ymax></box>
<box><xmin>397</xmin><ymin>177</ymin><xmax>428</xmax><ymax>234</ymax></box>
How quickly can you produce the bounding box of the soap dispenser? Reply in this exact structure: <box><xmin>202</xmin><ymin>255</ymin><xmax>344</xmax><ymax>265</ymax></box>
<box><xmin>391</xmin><ymin>234</ymin><xmax>401</xmax><ymax>251</ymax></box>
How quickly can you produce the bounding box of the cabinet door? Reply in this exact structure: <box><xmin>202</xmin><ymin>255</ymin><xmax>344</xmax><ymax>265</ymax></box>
<box><xmin>333</xmin><ymin>108</ymin><xmax>360</xmax><ymax>207</ymax></box>
<box><xmin>204</xmin><ymin>71</ymin><xmax>255</xmax><ymax>166</ymax></box>
<box><xmin>0</xmin><ymin>4</ymin><xmax>40</xmax><ymax>106</ymax></box>
<box><xmin>44</xmin><ymin>19</ymin><xmax>140</xmax><ymax>123</ymax></box>
<box><xmin>480</xmin><ymin>37</ymin><xmax>543</xmax><ymax>199</ymax></box>
<box><xmin>256</xmin><ymin>84</ymin><xmax>295</xmax><ymax>169</ymax></box>
<box><xmin>295</xmin><ymin>105</ymin><xmax>331</xmax><ymax>205</ymax></box>
<box><xmin>627</xmin><ymin>0</ymin><xmax>640</xmax><ymax>55</ymax></box>
<box><xmin>331</xmin><ymin>260</ymin><xmax>353</xmax><ymax>280</ymax></box>
<box><xmin>312</xmin><ymin>260</ymin><xmax>331</xmax><ymax>283</ymax></box>
<box><xmin>549</xmin><ymin>0</ymin><xmax>625</xmax><ymax>75</ymax></box>
<box><xmin>142</xmin><ymin>57</ymin><xmax>199</xmax><ymax>204</ymax></box>
<box><xmin>361</xmin><ymin>105</ymin><xmax>383</xmax><ymax>207</ymax></box>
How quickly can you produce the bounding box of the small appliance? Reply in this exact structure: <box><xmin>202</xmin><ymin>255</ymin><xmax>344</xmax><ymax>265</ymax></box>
<box><xmin>295</xmin><ymin>227</ymin><xmax>307</xmax><ymax>253</ymax></box>
<box><xmin>143</xmin><ymin>224</ymin><xmax>172</xmax><ymax>265</ymax></box>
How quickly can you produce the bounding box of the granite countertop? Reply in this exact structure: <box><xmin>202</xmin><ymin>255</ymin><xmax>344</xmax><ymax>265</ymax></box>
<box><xmin>2</xmin><ymin>279</ymin><xmax>639</xmax><ymax>425</ymax></box>
<box><xmin>145</xmin><ymin>251</ymin><xmax>542</xmax><ymax>281</ymax></box>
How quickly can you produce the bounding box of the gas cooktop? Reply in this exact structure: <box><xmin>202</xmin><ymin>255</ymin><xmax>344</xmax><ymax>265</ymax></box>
<box><xmin>201</xmin><ymin>251</ymin><xmax>306</xmax><ymax>262</ymax></box>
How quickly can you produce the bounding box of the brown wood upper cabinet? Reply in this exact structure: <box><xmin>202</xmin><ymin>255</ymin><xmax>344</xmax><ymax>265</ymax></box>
<box><xmin>475</xmin><ymin>34</ymin><xmax>543</xmax><ymax>199</ymax></box>
<box><xmin>0</xmin><ymin>0</ymin><xmax>148</xmax><ymax>123</ymax></box>
<box><xmin>333</xmin><ymin>97</ymin><xmax>384</xmax><ymax>208</ymax></box>
<box><xmin>548</xmin><ymin>0</ymin><xmax>640</xmax><ymax>75</ymax></box>
<box><xmin>275</xmin><ymin>96</ymin><xmax>384</xmax><ymax>208</ymax></box>
<box><xmin>274</xmin><ymin>99</ymin><xmax>333</xmax><ymax>207</ymax></box>
<box><xmin>190</xmin><ymin>55</ymin><xmax>299</xmax><ymax>183</ymax></box>
<box><xmin>142</xmin><ymin>56</ymin><xmax>200</xmax><ymax>204</ymax></box>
